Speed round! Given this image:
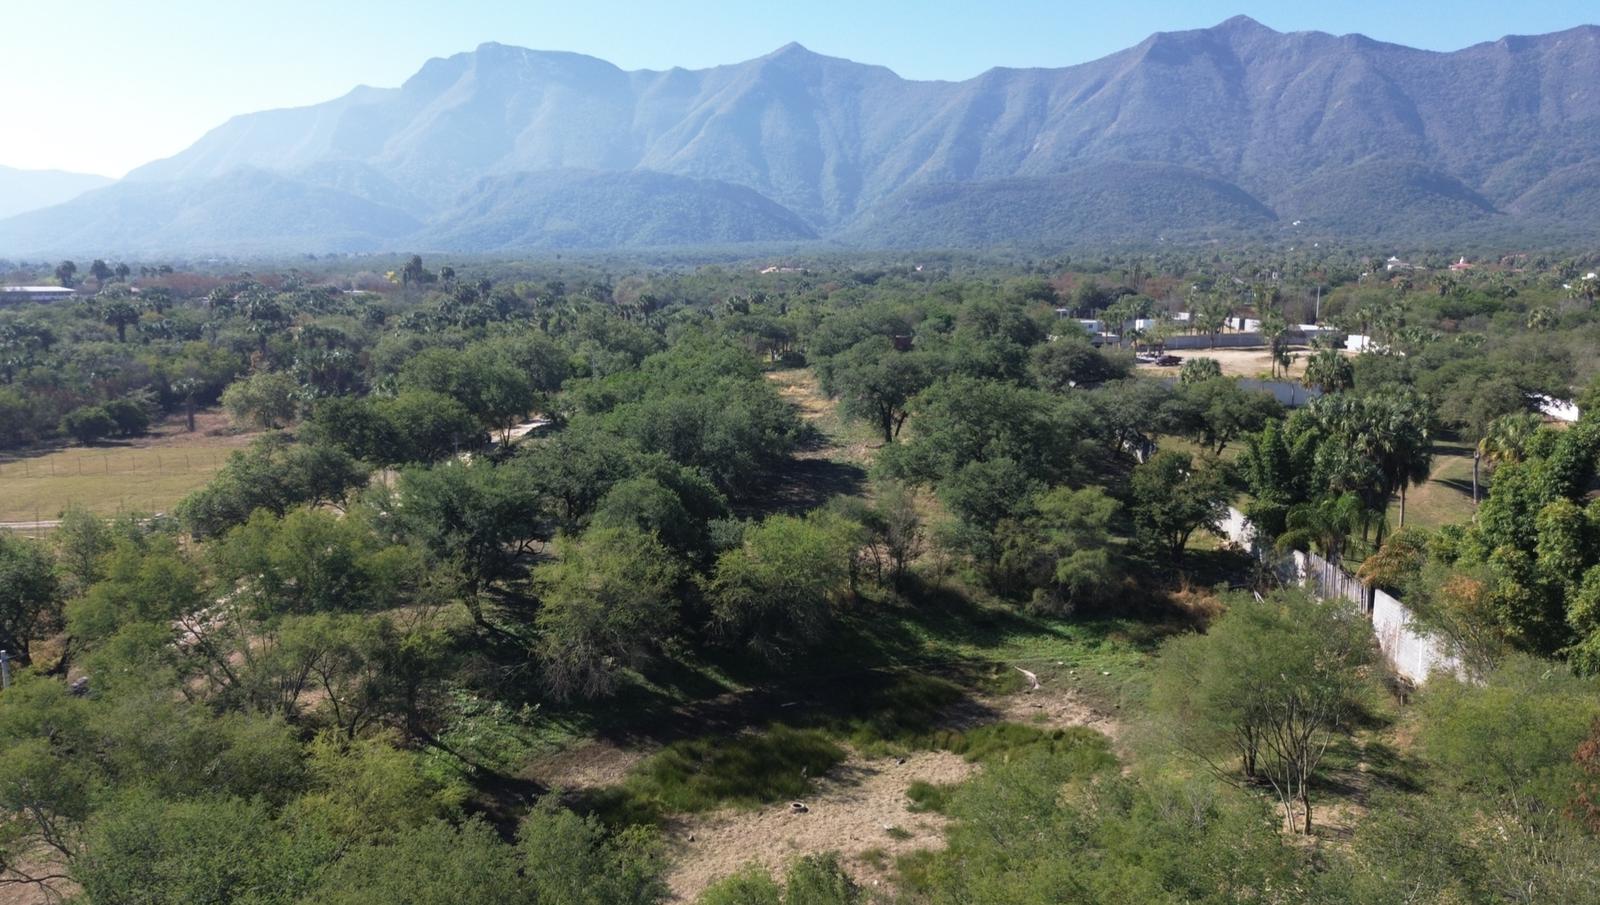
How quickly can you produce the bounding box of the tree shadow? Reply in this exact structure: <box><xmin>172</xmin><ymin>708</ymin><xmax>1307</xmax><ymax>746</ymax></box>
<box><xmin>734</xmin><ymin>456</ymin><xmax>868</xmax><ymax>518</ymax></box>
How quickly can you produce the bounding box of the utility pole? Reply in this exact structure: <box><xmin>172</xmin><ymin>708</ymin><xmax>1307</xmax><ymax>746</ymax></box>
<box><xmin>1</xmin><ymin>650</ymin><xmax>11</xmax><ymax>690</ymax></box>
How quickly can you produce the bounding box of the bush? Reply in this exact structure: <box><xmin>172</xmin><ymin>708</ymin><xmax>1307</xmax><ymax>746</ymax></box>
<box><xmin>624</xmin><ymin>726</ymin><xmax>845</xmax><ymax>812</ymax></box>
<box><xmin>61</xmin><ymin>405</ymin><xmax>117</xmax><ymax>444</ymax></box>
<box><xmin>102</xmin><ymin>397</ymin><xmax>151</xmax><ymax>436</ymax></box>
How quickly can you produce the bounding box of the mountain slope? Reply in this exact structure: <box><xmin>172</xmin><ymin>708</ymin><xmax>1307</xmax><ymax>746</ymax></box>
<box><xmin>0</xmin><ymin>169</ymin><xmax>422</xmax><ymax>256</ymax></box>
<box><xmin>416</xmin><ymin>170</ymin><xmax>817</xmax><ymax>250</ymax></box>
<box><xmin>7</xmin><ymin>16</ymin><xmax>1600</xmax><ymax>253</ymax></box>
<box><xmin>845</xmin><ymin>162</ymin><xmax>1278</xmax><ymax>247</ymax></box>
<box><xmin>0</xmin><ymin>166</ymin><xmax>114</xmax><ymax>219</ymax></box>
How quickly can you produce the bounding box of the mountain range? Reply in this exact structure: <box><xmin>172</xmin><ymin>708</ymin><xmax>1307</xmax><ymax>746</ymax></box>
<box><xmin>3</xmin><ymin>15</ymin><xmax>1599</xmax><ymax>256</ymax></box>
<box><xmin>0</xmin><ymin>166</ymin><xmax>114</xmax><ymax>221</ymax></box>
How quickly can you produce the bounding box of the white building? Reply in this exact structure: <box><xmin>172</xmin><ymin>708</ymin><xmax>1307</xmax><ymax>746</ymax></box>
<box><xmin>0</xmin><ymin>286</ymin><xmax>77</xmax><ymax>305</ymax></box>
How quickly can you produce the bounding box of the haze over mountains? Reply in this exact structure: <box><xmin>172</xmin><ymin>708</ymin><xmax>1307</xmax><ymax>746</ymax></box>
<box><xmin>0</xmin><ymin>166</ymin><xmax>113</xmax><ymax>221</ymax></box>
<box><xmin>3</xmin><ymin>15</ymin><xmax>1599</xmax><ymax>256</ymax></box>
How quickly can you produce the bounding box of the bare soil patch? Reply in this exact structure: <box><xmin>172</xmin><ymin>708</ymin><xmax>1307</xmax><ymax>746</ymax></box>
<box><xmin>662</xmin><ymin>749</ymin><xmax>974</xmax><ymax>901</ymax></box>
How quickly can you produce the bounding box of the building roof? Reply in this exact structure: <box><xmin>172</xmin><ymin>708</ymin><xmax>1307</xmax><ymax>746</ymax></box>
<box><xmin>2</xmin><ymin>285</ymin><xmax>76</xmax><ymax>293</ymax></box>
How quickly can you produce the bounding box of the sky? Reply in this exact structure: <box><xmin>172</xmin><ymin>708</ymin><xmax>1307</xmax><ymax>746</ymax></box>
<box><xmin>3</xmin><ymin>0</ymin><xmax>1595</xmax><ymax>178</ymax></box>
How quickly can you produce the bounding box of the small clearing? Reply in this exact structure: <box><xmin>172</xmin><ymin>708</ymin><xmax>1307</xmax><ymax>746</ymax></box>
<box><xmin>663</xmin><ymin>749</ymin><xmax>973</xmax><ymax>901</ymax></box>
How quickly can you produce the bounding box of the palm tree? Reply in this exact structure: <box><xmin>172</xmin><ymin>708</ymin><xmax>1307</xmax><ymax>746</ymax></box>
<box><xmin>1526</xmin><ymin>307</ymin><xmax>1556</xmax><ymax>331</ymax></box>
<box><xmin>102</xmin><ymin>301</ymin><xmax>140</xmax><ymax>343</ymax></box>
<box><xmin>1277</xmin><ymin>493</ymin><xmax>1371</xmax><ymax>566</ymax></box>
<box><xmin>1473</xmin><ymin>412</ymin><xmax>1544</xmax><ymax>503</ymax></box>
<box><xmin>1259</xmin><ymin>307</ymin><xmax>1290</xmax><ymax>378</ymax></box>
<box><xmin>1302</xmin><ymin>347</ymin><xmax>1354</xmax><ymax>395</ymax></box>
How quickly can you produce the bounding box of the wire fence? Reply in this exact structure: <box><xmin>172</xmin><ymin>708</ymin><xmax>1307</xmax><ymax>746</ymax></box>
<box><xmin>0</xmin><ymin>449</ymin><xmax>233</xmax><ymax>479</ymax></box>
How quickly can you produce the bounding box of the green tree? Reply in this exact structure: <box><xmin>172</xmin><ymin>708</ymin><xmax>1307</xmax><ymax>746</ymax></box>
<box><xmin>0</xmin><ymin>533</ymin><xmax>62</xmax><ymax>664</ymax></box>
<box><xmin>177</xmin><ymin>435</ymin><xmax>368</xmax><ymax>538</ymax></box>
<box><xmin>705</xmin><ymin>512</ymin><xmax>857</xmax><ymax>663</ymax></box>
<box><xmin>1153</xmin><ymin>590</ymin><xmax>1375</xmax><ymax>832</ymax></box>
<box><xmin>533</xmin><ymin>527</ymin><xmax>684</xmax><ymax>699</ymax></box>
<box><xmin>380</xmin><ymin>459</ymin><xmax>540</xmax><ymax>612</ymax></box>
<box><xmin>102</xmin><ymin>300</ymin><xmax>140</xmax><ymax>343</ymax></box>
<box><xmin>1130</xmin><ymin>451</ymin><xmax>1230</xmax><ymax>562</ymax></box>
<box><xmin>221</xmin><ymin>371</ymin><xmax>299</xmax><ymax>430</ymax></box>
<box><xmin>60</xmin><ymin>405</ymin><xmax>116</xmax><ymax>444</ymax></box>
<box><xmin>88</xmin><ymin>259</ymin><xmax>113</xmax><ymax>287</ymax></box>
<box><xmin>1163</xmin><ymin>377</ymin><xmax>1282</xmax><ymax>454</ymax></box>
<box><xmin>828</xmin><ymin>338</ymin><xmax>935</xmax><ymax>443</ymax></box>
<box><xmin>1001</xmin><ymin>486</ymin><xmax>1120</xmax><ymax>614</ymax></box>
<box><xmin>1029</xmin><ymin>337</ymin><xmax>1128</xmax><ymax>391</ymax></box>
<box><xmin>1302</xmin><ymin>347</ymin><xmax>1354</xmax><ymax>395</ymax></box>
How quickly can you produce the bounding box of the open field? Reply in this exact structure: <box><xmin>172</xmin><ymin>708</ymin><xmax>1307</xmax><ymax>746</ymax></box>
<box><xmin>1384</xmin><ymin>438</ymin><xmax>1477</xmax><ymax>533</ymax></box>
<box><xmin>1131</xmin><ymin>344</ymin><xmax>1361</xmax><ymax>380</ymax></box>
<box><xmin>0</xmin><ymin>411</ymin><xmax>259</xmax><ymax>524</ymax></box>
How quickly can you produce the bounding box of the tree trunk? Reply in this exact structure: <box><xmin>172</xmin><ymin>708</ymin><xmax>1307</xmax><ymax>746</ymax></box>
<box><xmin>1472</xmin><ymin>454</ymin><xmax>1480</xmax><ymax>505</ymax></box>
<box><xmin>1398</xmin><ymin>484</ymin><xmax>1407</xmax><ymax>528</ymax></box>
<box><xmin>1301</xmin><ymin>788</ymin><xmax>1313</xmax><ymax>834</ymax></box>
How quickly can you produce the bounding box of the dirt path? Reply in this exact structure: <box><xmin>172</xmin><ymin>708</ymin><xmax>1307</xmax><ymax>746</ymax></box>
<box><xmin>663</xmin><ymin>749</ymin><xmax>973</xmax><ymax>901</ymax></box>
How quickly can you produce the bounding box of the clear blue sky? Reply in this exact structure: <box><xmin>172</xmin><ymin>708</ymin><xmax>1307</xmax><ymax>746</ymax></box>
<box><xmin>5</xmin><ymin>0</ymin><xmax>1594</xmax><ymax>177</ymax></box>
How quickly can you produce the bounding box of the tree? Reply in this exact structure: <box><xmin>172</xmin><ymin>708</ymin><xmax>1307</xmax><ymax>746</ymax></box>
<box><xmin>88</xmin><ymin>259</ymin><xmax>113</xmax><ymax>288</ymax></box>
<box><xmin>0</xmin><ymin>533</ymin><xmax>62</xmax><ymax>664</ymax></box>
<box><xmin>938</xmin><ymin>457</ymin><xmax>1038</xmax><ymax>581</ymax></box>
<box><xmin>704</xmin><ymin>512</ymin><xmax>858</xmax><ymax>663</ymax></box>
<box><xmin>829</xmin><ymin>338</ymin><xmax>935</xmax><ymax>443</ymax></box>
<box><xmin>881</xmin><ymin>376</ymin><xmax>1095</xmax><ymax>487</ymax></box>
<box><xmin>517</xmin><ymin>797</ymin><xmax>668</xmax><ymax>905</ymax></box>
<box><xmin>1259</xmin><ymin>306</ymin><xmax>1291</xmax><ymax>378</ymax></box>
<box><xmin>1475</xmin><ymin>411</ymin><xmax>1543</xmax><ymax>503</ymax></box>
<box><xmin>60</xmin><ymin>406</ymin><xmax>116</xmax><ymax>444</ymax></box>
<box><xmin>1130</xmin><ymin>451</ymin><xmax>1231</xmax><ymax>562</ymax></box>
<box><xmin>1302</xmin><ymin>347</ymin><xmax>1354</xmax><ymax>395</ymax></box>
<box><xmin>308</xmin><ymin>818</ymin><xmax>524</xmax><ymax>905</ymax></box>
<box><xmin>1029</xmin><ymin>337</ymin><xmax>1128</xmax><ymax>391</ymax></box>
<box><xmin>1276</xmin><ymin>493</ymin><xmax>1370</xmax><ymax>566</ymax></box>
<box><xmin>533</xmin><ymin>527</ymin><xmax>684</xmax><ymax>699</ymax></box>
<box><xmin>1191</xmin><ymin>293</ymin><xmax>1233</xmax><ymax>348</ymax></box>
<box><xmin>177</xmin><ymin>435</ymin><xmax>369</xmax><ymax>538</ymax></box>
<box><xmin>381</xmin><ymin>459</ymin><xmax>540</xmax><ymax>609</ymax></box>
<box><xmin>53</xmin><ymin>261</ymin><xmax>76</xmax><ymax>287</ymax></box>
<box><xmin>1153</xmin><ymin>590</ymin><xmax>1374</xmax><ymax>833</ymax></box>
<box><xmin>1163</xmin><ymin>377</ymin><xmax>1282</xmax><ymax>454</ymax></box>
<box><xmin>101</xmin><ymin>300</ymin><xmax>140</xmax><ymax>343</ymax></box>
<box><xmin>1001</xmin><ymin>486</ymin><xmax>1120</xmax><ymax>614</ymax></box>
<box><xmin>221</xmin><ymin>371</ymin><xmax>298</xmax><ymax>430</ymax></box>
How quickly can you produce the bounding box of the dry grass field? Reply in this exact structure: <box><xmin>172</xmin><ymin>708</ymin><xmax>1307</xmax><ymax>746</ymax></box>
<box><xmin>0</xmin><ymin>411</ymin><xmax>260</xmax><ymax>525</ymax></box>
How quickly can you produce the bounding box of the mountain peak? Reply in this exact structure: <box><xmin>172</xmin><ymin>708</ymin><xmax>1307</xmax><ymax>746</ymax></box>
<box><xmin>1212</xmin><ymin>14</ymin><xmax>1276</xmax><ymax>35</ymax></box>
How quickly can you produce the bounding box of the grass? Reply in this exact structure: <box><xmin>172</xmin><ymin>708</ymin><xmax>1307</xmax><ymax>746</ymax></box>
<box><xmin>0</xmin><ymin>412</ymin><xmax>256</xmax><ymax>523</ymax></box>
<box><xmin>905</xmin><ymin>780</ymin><xmax>958</xmax><ymax>815</ymax></box>
<box><xmin>621</xmin><ymin>725</ymin><xmax>845</xmax><ymax>813</ymax></box>
<box><xmin>925</xmin><ymin>723</ymin><xmax>1115</xmax><ymax>767</ymax></box>
<box><xmin>1383</xmin><ymin>438</ymin><xmax>1477</xmax><ymax>533</ymax></box>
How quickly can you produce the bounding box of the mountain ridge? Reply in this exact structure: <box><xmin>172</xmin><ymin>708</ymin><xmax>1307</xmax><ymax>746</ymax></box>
<box><xmin>5</xmin><ymin>16</ymin><xmax>1600</xmax><ymax>255</ymax></box>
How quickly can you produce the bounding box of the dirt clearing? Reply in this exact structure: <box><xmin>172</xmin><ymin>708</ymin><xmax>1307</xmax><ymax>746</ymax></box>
<box><xmin>663</xmin><ymin>748</ymin><xmax>973</xmax><ymax>901</ymax></box>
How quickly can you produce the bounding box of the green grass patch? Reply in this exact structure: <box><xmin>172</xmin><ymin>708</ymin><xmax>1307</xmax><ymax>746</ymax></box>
<box><xmin>905</xmin><ymin>780</ymin><xmax>959</xmax><ymax>814</ymax></box>
<box><xmin>622</xmin><ymin>724</ymin><xmax>845</xmax><ymax>813</ymax></box>
<box><xmin>929</xmin><ymin>723</ymin><xmax>1118</xmax><ymax>769</ymax></box>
